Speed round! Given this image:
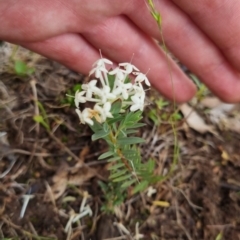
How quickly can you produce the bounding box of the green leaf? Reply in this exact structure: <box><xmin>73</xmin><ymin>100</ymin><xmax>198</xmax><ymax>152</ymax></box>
<box><xmin>124</xmin><ymin>76</ymin><xmax>131</xmax><ymax>84</ymax></box>
<box><xmin>103</xmin><ymin>122</ymin><xmax>109</xmax><ymax>132</ymax></box>
<box><xmin>146</xmin><ymin>159</ymin><xmax>155</xmax><ymax>172</ymax></box>
<box><xmin>117</xmin><ymin>137</ymin><xmax>145</xmax><ymax>145</ymax></box>
<box><xmin>132</xmin><ymin>180</ymin><xmax>149</xmax><ymax>194</ymax></box>
<box><xmin>122</xmin><ymin>149</ymin><xmax>138</xmax><ymax>159</ymax></box>
<box><xmin>125</xmin><ymin>129</ymin><xmax>139</xmax><ymax>135</ymax></box>
<box><xmin>215</xmin><ymin>232</ymin><xmax>223</xmax><ymax>240</ymax></box>
<box><xmin>121</xmin><ymin>178</ymin><xmax>138</xmax><ymax>189</ymax></box>
<box><xmin>27</xmin><ymin>67</ymin><xmax>35</xmax><ymax>75</ymax></box>
<box><xmin>14</xmin><ymin>60</ymin><xmax>27</xmax><ymax>75</ymax></box>
<box><xmin>125</xmin><ymin>111</ymin><xmax>142</xmax><ymax>125</ymax></box>
<box><xmin>109</xmin><ymin>169</ymin><xmax>128</xmax><ymax>179</ymax></box>
<box><xmin>73</xmin><ymin>84</ymin><xmax>82</xmax><ymax>92</ymax></box>
<box><xmin>92</xmin><ymin>129</ymin><xmax>109</xmax><ymax>141</ymax></box>
<box><xmin>111</xmin><ymin>99</ymin><xmax>122</xmax><ymax>115</ymax></box>
<box><xmin>108</xmin><ymin>163</ymin><xmax>125</xmax><ymax>170</ymax></box>
<box><xmin>33</xmin><ymin>115</ymin><xmax>50</xmax><ymax>131</ymax></box>
<box><xmin>107</xmin><ymin>73</ymin><xmax>115</xmax><ymax>91</ymax></box>
<box><xmin>107</xmin><ymin>115</ymin><xmax>124</xmax><ymax>125</ymax></box>
<box><xmin>89</xmin><ymin>119</ymin><xmax>102</xmax><ymax>132</ymax></box>
<box><xmin>98</xmin><ymin>181</ymin><xmax>108</xmax><ymax>193</ymax></box>
<box><xmin>107</xmin><ymin>156</ymin><xmax>121</xmax><ymax>162</ymax></box>
<box><xmin>113</xmin><ymin>173</ymin><xmax>133</xmax><ymax>182</ymax></box>
<box><xmin>126</xmin><ymin>123</ymin><xmax>146</xmax><ymax>129</ymax></box>
<box><xmin>98</xmin><ymin>151</ymin><xmax>114</xmax><ymax>160</ymax></box>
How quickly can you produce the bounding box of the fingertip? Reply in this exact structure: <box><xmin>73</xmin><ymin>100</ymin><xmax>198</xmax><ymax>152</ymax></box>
<box><xmin>150</xmin><ymin>70</ymin><xmax>197</xmax><ymax>103</ymax></box>
<box><xmin>18</xmin><ymin>33</ymin><xmax>100</xmax><ymax>75</ymax></box>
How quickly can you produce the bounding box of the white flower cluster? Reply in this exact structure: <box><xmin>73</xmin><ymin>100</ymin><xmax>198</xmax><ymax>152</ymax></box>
<box><xmin>75</xmin><ymin>58</ymin><xmax>150</xmax><ymax>125</ymax></box>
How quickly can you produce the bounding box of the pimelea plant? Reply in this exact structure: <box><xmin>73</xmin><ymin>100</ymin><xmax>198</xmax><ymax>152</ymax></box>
<box><xmin>74</xmin><ymin>57</ymin><xmax>161</xmax><ymax>211</ymax></box>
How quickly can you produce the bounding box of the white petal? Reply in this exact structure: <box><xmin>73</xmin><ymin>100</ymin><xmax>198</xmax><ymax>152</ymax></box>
<box><xmin>89</xmin><ymin>79</ymin><xmax>98</xmax><ymax>87</ymax></box>
<box><xmin>75</xmin><ymin>109</ymin><xmax>85</xmax><ymax>124</ymax></box>
<box><xmin>144</xmin><ymin>77</ymin><xmax>151</xmax><ymax>86</ymax></box>
<box><xmin>119</xmin><ymin>63</ymin><xmax>139</xmax><ymax>74</ymax></box>
<box><xmin>85</xmin><ymin>118</ymin><xmax>94</xmax><ymax>126</ymax></box>
<box><xmin>92</xmin><ymin>58</ymin><xmax>113</xmax><ymax>67</ymax></box>
<box><xmin>109</xmin><ymin>67</ymin><xmax>125</xmax><ymax>80</ymax></box>
<box><xmin>101</xmin><ymin>58</ymin><xmax>113</xmax><ymax>65</ymax></box>
<box><xmin>112</xmin><ymin>87</ymin><xmax>122</xmax><ymax>96</ymax></box>
<box><xmin>94</xmin><ymin>104</ymin><xmax>103</xmax><ymax>114</ymax></box>
<box><xmin>103</xmin><ymin>102</ymin><xmax>111</xmax><ymax>112</ymax></box>
<box><xmin>130</xmin><ymin>104</ymin><xmax>140</xmax><ymax>112</ymax></box>
<box><xmin>82</xmin><ymin>109</ymin><xmax>94</xmax><ymax>126</ymax></box>
<box><xmin>106</xmin><ymin>112</ymin><xmax>113</xmax><ymax>118</ymax></box>
<box><xmin>122</xmin><ymin>90</ymin><xmax>129</xmax><ymax>100</ymax></box>
<box><xmin>124</xmin><ymin>83</ymin><xmax>133</xmax><ymax>89</ymax></box>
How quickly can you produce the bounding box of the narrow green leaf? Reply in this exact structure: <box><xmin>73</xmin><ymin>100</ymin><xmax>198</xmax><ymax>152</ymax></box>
<box><xmin>98</xmin><ymin>151</ymin><xmax>114</xmax><ymax>160</ymax></box>
<box><xmin>122</xmin><ymin>149</ymin><xmax>136</xmax><ymax>156</ymax></box>
<box><xmin>126</xmin><ymin>123</ymin><xmax>146</xmax><ymax>129</ymax></box>
<box><xmin>33</xmin><ymin>115</ymin><xmax>50</xmax><ymax>131</ymax></box>
<box><xmin>132</xmin><ymin>180</ymin><xmax>149</xmax><ymax>194</ymax></box>
<box><xmin>111</xmin><ymin>99</ymin><xmax>122</xmax><ymax>115</ymax></box>
<box><xmin>121</xmin><ymin>178</ymin><xmax>138</xmax><ymax>189</ymax></box>
<box><xmin>109</xmin><ymin>169</ymin><xmax>128</xmax><ymax>179</ymax></box>
<box><xmin>103</xmin><ymin>122</ymin><xmax>109</xmax><ymax>132</ymax></box>
<box><xmin>92</xmin><ymin>129</ymin><xmax>109</xmax><ymax>141</ymax></box>
<box><xmin>113</xmin><ymin>173</ymin><xmax>133</xmax><ymax>182</ymax></box>
<box><xmin>112</xmin><ymin>122</ymin><xmax>118</xmax><ymax>133</ymax></box>
<box><xmin>107</xmin><ymin>73</ymin><xmax>115</xmax><ymax>91</ymax></box>
<box><xmin>107</xmin><ymin>156</ymin><xmax>121</xmax><ymax>162</ymax></box>
<box><xmin>117</xmin><ymin>137</ymin><xmax>145</xmax><ymax>145</ymax></box>
<box><xmin>147</xmin><ymin>159</ymin><xmax>155</xmax><ymax>172</ymax></box>
<box><xmin>121</xmin><ymin>150</ymin><xmax>139</xmax><ymax>160</ymax></box>
<box><xmin>125</xmin><ymin>129</ymin><xmax>139</xmax><ymax>134</ymax></box>
<box><xmin>98</xmin><ymin>181</ymin><xmax>108</xmax><ymax>193</ymax></box>
<box><xmin>107</xmin><ymin>115</ymin><xmax>124</xmax><ymax>125</ymax></box>
<box><xmin>108</xmin><ymin>163</ymin><xmax>125</xmax><ymax>170</ymax></box>
<box><xmin>125</xmin><ymin>111</ymin><xmax>142</xmax><ymax>124</ymax></box>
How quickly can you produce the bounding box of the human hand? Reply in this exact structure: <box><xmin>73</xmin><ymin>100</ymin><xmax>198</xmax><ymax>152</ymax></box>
<box><xmin>1</xmin><ymin>0</ymin><xmax>239</xmax><ymax>102</ymax></box>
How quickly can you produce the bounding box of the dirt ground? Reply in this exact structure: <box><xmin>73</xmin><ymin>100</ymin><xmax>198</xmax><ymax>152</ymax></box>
<box><xmin>0</xmin><ymin>43</ymin><xmax>240</xmax><ymax>240</ymax></box>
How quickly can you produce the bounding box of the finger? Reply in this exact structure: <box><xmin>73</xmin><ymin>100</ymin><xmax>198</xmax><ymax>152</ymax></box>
<box><xmin>127</xmin><ymin>0</ymin><xmax>240</xmax><ymax>102</ymax></box>
<box><xmin>82</xmin><ymin>15</ymin><xmax>196</xmax><ymax>103</ymax></box>
<box><xmin>171</xmin><ymin>0</ymin><xmax>240</xmax><ymax>72</ymax></box>
<box><xmin>17</xmin><ymin>33</ymin><xmax>101</xmax><ymax>75</ymax></box>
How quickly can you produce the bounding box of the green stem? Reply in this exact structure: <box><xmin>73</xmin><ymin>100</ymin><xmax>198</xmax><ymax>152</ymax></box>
<box><xmin>107</xmin><ymin>124</ymin><xmax>133</xmax><ymax>172</ymax></box>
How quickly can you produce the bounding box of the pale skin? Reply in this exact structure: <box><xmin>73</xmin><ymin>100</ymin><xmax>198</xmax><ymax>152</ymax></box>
<box><xmin>1</xmin><ymin>0</ymin><xmax>240</xmax><ymax>103</ymax></box>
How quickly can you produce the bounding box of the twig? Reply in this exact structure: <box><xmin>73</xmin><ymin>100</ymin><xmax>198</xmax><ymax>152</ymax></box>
<box><xmin>30</xmin><ymin>79</ymin><xmax>40</xmax><ymax>134</ymax></box>
<box><xmin>175</xmin><ymin>188</ymin><xmax>203</xmax><ymax>211</ymax></box>
<box><xmin>104</xmin><ymin>236</ymin><xmax>127</xmax><ymax>240</ymax></box>
<box><xmin>48</xmin><ymin>131</ymin><xmax>81</xmax><ymax>164</ymax></box>
<box><xmin>37</xmin><ymin>156</ymin><xmax>57</xmax><ymax>171</ymax></box>
<box><xmin>174</xmin><ymin>199</ymin><xmax>193</xmax><ymax>240</ymax></box>
<box><xmin>4</xmin><ymin>149</ymin><xmax>52</xmax><ymax>157</ymax></box>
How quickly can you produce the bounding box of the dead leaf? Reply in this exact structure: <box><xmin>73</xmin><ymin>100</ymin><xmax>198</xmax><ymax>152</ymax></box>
<box><xmin>225</xmin><ymin>118</ymin><xmax>240</xmax><ymax>134</ymax></box>
<box><xmin>201</xmin><ymin>97</ymin><xmax>239</xmax><ymax>130</ymax></box>
<box><xmin>44</xmin><ymin>164</ymin><xmax>68</xmax><ymax>201</ymax></box>
<box><xmin>201</xmin><ymin>98</ymin><xmax>240</xmax><ymax>134</ymax></box>
<box><xmin>180</xmin><ymin>104</ymin><xmax>214</xmax><ymax>134</ymax></box>
<box><xmin>200</xmin><ymin>97</ymin><xmax>222</xmax><ymax>108</ymax></box>
<box><xmin>44</xmin><ymin>162</ymin><xmax>96</xmax><ymax>201</ymax></box>
<box><xmin>209</xmin><ymin>104</ymin><xmax>235</xmax><ymax>124</ymax></box>
<box><xmin>68</xmin><ymin>166</ymin><xmax>96</xmax><ymax>186</ymax></box>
